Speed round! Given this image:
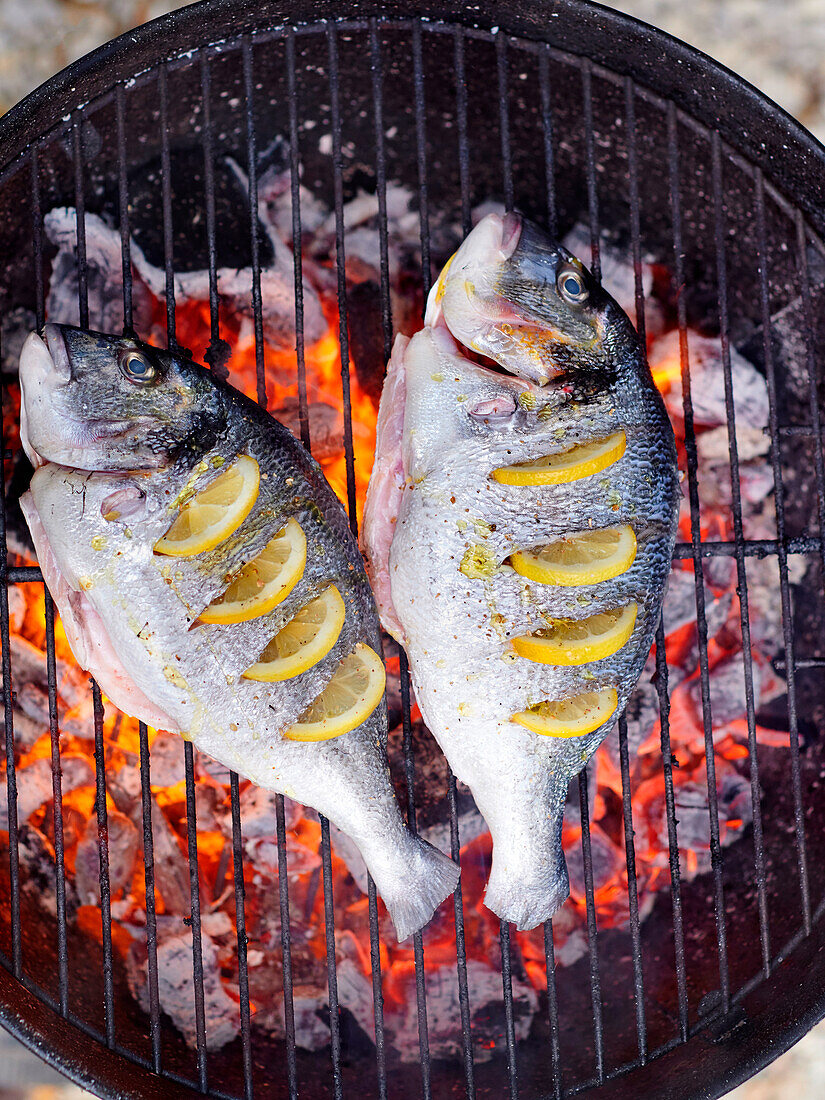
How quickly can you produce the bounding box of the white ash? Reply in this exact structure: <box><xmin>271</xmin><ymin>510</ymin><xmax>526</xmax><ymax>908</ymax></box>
<box><xmin>128</xmin><ymin>928</ymin><xmax>241</xmax><ymax>1052</ymax></box>
<box><xmin>650</xmin><ymin>329</ymin><xmax>770</xmax><ymax>431</ymax></box>
<box><xmin>43</xmin><ymin>207</ymin><xmax>327</xmax><ymax>354</ymax></box>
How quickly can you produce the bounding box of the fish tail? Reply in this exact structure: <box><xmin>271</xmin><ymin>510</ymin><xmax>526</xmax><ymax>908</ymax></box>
<box><xmin>484</xmin><ymin>841</ymin><xmax>569</xmax><ymax>931</ymax></box>
<box><xmin>478</xmin><ymin>785</ymin><xmax>570</xmax><ymax>931</ymax></box>
<box><xmin>369</xmin><ymin>833</ymin><xmax>460</xmax><ymax>942</ymax></box>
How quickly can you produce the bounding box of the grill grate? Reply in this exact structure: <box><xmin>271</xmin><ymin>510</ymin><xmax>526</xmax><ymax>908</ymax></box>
<box><xmin>0</xmin><ymin>6</ymin><xmax>824</xmax><ymax>1098</ymax></box>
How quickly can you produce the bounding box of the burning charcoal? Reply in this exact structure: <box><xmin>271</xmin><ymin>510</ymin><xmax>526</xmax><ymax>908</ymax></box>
<box><xmin>7</xmin><ymin>585</ymin><xmax>25</xmax><ymax>635</ymax></box>
<box><xmin>0</xmin><ymin>707</ymin><xmax>44</xmax><ymax>749</ymax></box>
<box><xmin>146</xmin><ymin>730</ymin><xmax>186</xmax><ymax>788</ymax></box>
<box><xmin>272</xmin><ymin>398</ymin><xmax>343</xmax><ymax>462</ymax></box>
<box><xmin>13</xmin><ymin>680</ymin><xmax>52</xmax><ymax>732</ymax></box>
<box><xmin>196</xmin><ymin>753</ymin><xmax>232</xmax><ymax>786</ymax></box>
<box><xmin>696</xmin><ymin>654</ymin><xmax>763</xmax><ymax>727</ymax></box>
<box><xmin>0</xmin><ymin>754</ymin><xmax>94</xmax><ymax>828</ymax></box>
<box><xmin>129</xmin><ymin>929</ymin><xmax>240</xmax><ymax>1051</ymax></box>
<box><xmin>8</xmin><ymin>633</ymin><xmax>86</xmax><ymax>710</ymax></box>
<box><xmin>148</xmin><ymin>799</ymin><xmax>192</xmax><ymax>916</ymax></box>
<box><xmin>649</xmin><ymin>329</ymin><xmax>769</xmax><ymax>431</ymax></box>
<box><xmin>108</xmin><ymin>764</ymin><xmax>141</xmax><ymax>818</ymax></box>
<box><xmin>389</xmin><ymin>958</ymin><xmax>537</xmax><ymax>1064</ymax></box>
<box><xmin>239</xmin><ymin>784</ymin><xmax>301</xmax><ymax>838</ymax></box>
<box><xmin>74</xmin><ymin>810</ymin><xmax>138</xmax><ymax>904</ymax></box>
<box><xmin>564</xmin><ymin>822</ymin><xmax>624</xmax><ymax>906</ymax></box>
<box><xmin>18</xmin><ymin>823</ymin><xmax>65</xmax><ymax>911</ymax></box>
<box><xmin>44</xmin><ymin>209</ymin><xmax>154</xmax><ymax>335</ymax></box>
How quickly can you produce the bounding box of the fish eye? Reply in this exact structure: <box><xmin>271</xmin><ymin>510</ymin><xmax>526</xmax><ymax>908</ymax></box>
<box><xmin>119</xmin><ymin>348</ymin><xmax>157</xmax><ymax>385</ymax></box>
<box><xmin>557</xmin><ymin>267</ymin><xmax>589</xmax><ymax>304</ymax></box>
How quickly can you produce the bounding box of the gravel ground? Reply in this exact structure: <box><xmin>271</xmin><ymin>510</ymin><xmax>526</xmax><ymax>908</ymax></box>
<box><xmin>0</xmin><ymin>1</ymin><xmax>823</xmax><ymax>1098</ymax></box>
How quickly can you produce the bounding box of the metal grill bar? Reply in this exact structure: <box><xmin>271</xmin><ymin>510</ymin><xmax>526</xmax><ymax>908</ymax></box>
<box><xmin>7</xmin><ymin>531</ymin><xmax>822</xmax><ymax>590</ymax></box>
<box><xmin>500</xmin><ymin>921</ymin><xmax>519</xmax><ymax>1099</ymax></box>
<box><xmin>158</xmin><ymin>63</ymin><xmax>177</xmax><ymax>348</ymax></box>
<box><xmin>229</xmin><ymin>772</ymin><xmax>253</xmax><ymax>1099</ymax></box>
<box><xmin>286</xmin><ymin>28</ymin><xmax>310</xmax><ymax>453</ymax></box>
<box><xmin>242</xmin><ymin>38</ymin><xmax>267</xmax><ymax>411</ymax></box>
<box><xmin>137</xmin><ymin>721</ymin><xmax>162</xmax><ymax>1073</ymax></box>
<box><xmin>115</xmin><ymin>84</ymin><xmax>134</xmax><ymax>333</ymax></box>
<box><xmin>91</xmin><ymin>682</ymin><xmax>116</xmax><ymax>1046</ymax></box>
<box><xmin>200</xmin><ymin>55</ymin><xmax>225</xmax><ymax>383</ymax></box>
<box><xmin>580</xmin><ymin>59</ymin><xmax>600</xmax><ymax>283</ymax></box>
<box><xmin>654</xmin><ymin>618</ymin><xmax>689</xmax><ymax>1041</ymax></box>
<box><xmin>453</xmin><ymin>27</ymin><xmax>472</xmax><ymax>243</ymax></box>
<box><xmin>755</xmin><ymin>172</ymin><xmax>811</xmax><ymax>933</ymax></box>
<box><xmin>275</xmin><ymin>793</ymin><xmax>298</xmax><ymax>1100</ymax></box>
<box><xmin>496</xmin><ymin>32</ymin><xmax>514</xmax><ymax>212</ymax></box>
<box><xmin>71</xmin><ymin>114</ymin><xmax>89</xmax><ymax>328</ymax></box>
<box><xmin>43</xmin><ymin>592</ymin><xmax>68</xmax><ymax>1016</ymax></box>
<box><xmin>618</xmin><ymin>715</ymin><xmax>647</xmax><ymax>1062</ymax></box>
<box><xmin>577</xmin><ymin>768</ymin><xmax>605</xmax><ymax>1082</ymax></box>
<box><xmin>30</xmin><ymin>147</ymin><xmax>70</xmax><ymax>1016</ymax></box>
<box><xmin>543</xmin><ymin>922</ymin><xmax>563</xmax><ymax>1099</ymax></box>
<box><xmin>711</xmin><ymin>142</ymin><xmax>772</xmax><ymax>976</ymax></box>
<box><xmin>795</xmin><ymin>212</ymin><xmax>825</xmax><ymax>591</ymax></box>
<box><xmin>326</xmin><ymin>20</ymin><xmax>358</xmax><ymax>537</ymax></box>
<box><xmin>399</xmin><ymin>650</ymin><xmax>431</xmax><ymax>1097</ymax></box>
<box><xmin>0</xmin><ymin>330</ymin><xmax>21</xmax><ymax>982</ymax></box>
<box><xmin>539</xmin><ymin>47</ymin><xmax>557</xmax><ymax>239</ymax></box>
<box><xmin>319</xmin><ymin>814</ymin><xmax>343</xmax><ymax>1100</ymax></box>
<box><xmin>679</xmin><ymin>123</ymin><xmax>731</xmax><ymax>1013</ymax></box>
<box><xmin>183</xmin><ymin>740</ymin><xmax>208</xmax><ymax>1090</ymax></box>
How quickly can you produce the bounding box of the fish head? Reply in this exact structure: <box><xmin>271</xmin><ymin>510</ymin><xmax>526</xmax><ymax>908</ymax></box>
<box><xmin>426</xmin><ymin>212</ymin><xmax>632</xmax><ymax>386</ymax></box>
<box><xmin>19</xmin><ymin>324</ymin><xmax>225</xmax><ymax>471</ymax></box>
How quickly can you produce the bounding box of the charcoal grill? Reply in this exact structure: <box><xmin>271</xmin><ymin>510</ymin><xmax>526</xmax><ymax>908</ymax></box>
<box><xmin>0</xmin><ymin>0</ymin><xmax>825</xmax><ymax>1097</ymax></box>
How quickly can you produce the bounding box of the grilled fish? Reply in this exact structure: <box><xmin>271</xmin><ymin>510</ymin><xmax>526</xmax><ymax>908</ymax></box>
<box><xmin>18</xmin><ymin>323</ymin><xmax>458</xmax><ymax>941</ymax></box>
<box><xmin>363</xmin><ymin>213</ymin><xmax>679</xmax><ymax>929</ymax></box>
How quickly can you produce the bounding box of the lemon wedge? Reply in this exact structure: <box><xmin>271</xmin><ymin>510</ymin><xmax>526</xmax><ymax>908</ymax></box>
<box><xmin>242</xmin><ymin>586</ymin><xmax>346</xmax><ymax>681</ymax></box>
<box><xmin>284</xmin><ymin>643</ymin><xmax>386</xmax><ymax>741</ymax></box>
<box><xmin>509</xmin><ymin>526</ymin><xmax>637</xmax><ymax>586</ymax></box>
<box><xmin>491</xmin><ymin>430</ymin><xmax>626</xmax><ymax>486</ymax></box>
<box><xmin>199</xmin><ymin>518</ymin><xmax>307</xmax><ymax>625</ymax></box>
<box><xmin>512</xmin><ymin>688</ymin><xmax>618</xmax><ymax>737</ymax></box>
<box><xmin>512</xmin><ymin>603</ymin><xmax>637</xmax><ymax>665</ymax></box>
<box><xmin>155</xmin><ymin>455</ymin><xmax>260</xmax><ymax>556</ymax></box>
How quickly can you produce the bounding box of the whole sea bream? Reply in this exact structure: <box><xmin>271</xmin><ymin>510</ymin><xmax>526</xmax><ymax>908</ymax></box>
<box><xmin>363</xmin><ymin>212</ymin><xmax>680</xmax><ymax>930</ymax></box>
<box><xmin>18</xmin><ymin>323</ymin><xmax>459</xmax><ymax>941</ymax></box>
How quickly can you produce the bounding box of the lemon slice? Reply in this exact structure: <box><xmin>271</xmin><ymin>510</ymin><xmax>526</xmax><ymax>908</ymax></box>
<box><xmin>509</xmin><ymin>526</ymin><xmax>637</xmax><ymax>586</ymax></box>
<box><xmin>242</xmin><ymin>586</ymin><xmax>346</xmax><ymax>682</ymax></box>
<box><xmin>155</xmin><ymin>455</ymin><xmax>260</xmax><ymax>556</ymax></box>
<box><xmin>512</xmin><ymin>688</ymin><xmax>618</xmax><ymax>737</ymax></box>
<box><xmin>199</xmin><ymin>518</ymin><xmax>307</xmax><ymax>625</ymax></box>
<box><xmin>512</xmin><ymin>602</ymin><xmax>637</xmax><ymax>665</ymax></box>
<box><xmin>491</xmin><ymin>430</ymin><xmax>626</xmax><ymax>486</ymax></box>
<box><xmin>284</xmin><ymin>643</ymin><xmax>386</xmax><ymax>742</ymax></box>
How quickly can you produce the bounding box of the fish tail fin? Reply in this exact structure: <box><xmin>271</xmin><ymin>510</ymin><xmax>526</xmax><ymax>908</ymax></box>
<box><xmin>484</xmin><ymin>841</ymin><xmax>569</xmax><ymax>931</ymax></box>
<box><xmin>370</xmin><ymin>834</ymin><xmax>460</xmax><ymax>942</ymax></box>
<box><xmin>478</xmin><ymin>782</ymin><xmax>570</xmax><ymax>931</ymax></box>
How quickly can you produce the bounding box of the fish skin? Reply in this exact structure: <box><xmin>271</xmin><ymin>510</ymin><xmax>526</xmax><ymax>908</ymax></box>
<box><xmin>363</xmin><ymin>213</ymin><xmax>679</xmax><ymax>930</ymax></box>
<box><xmin>18</xmin><ymin>323</ymin><xmax>459</xmax><ymax>941</ymax></box>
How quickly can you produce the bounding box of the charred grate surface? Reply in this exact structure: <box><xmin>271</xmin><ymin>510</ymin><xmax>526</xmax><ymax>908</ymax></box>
<box><xmin>0</xmin><ymin>4</ymin><xmax>824</xmax><ymax>1099</ymax></box>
